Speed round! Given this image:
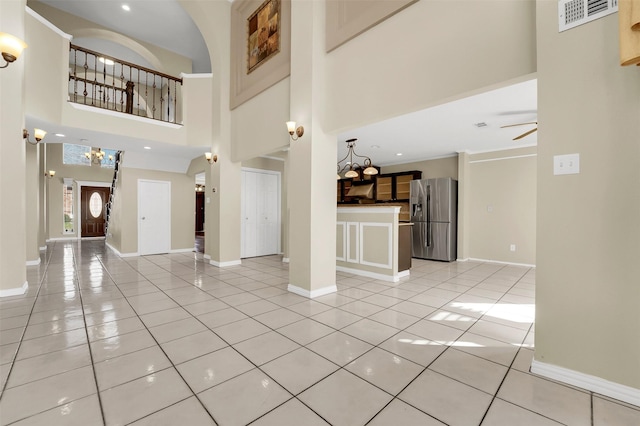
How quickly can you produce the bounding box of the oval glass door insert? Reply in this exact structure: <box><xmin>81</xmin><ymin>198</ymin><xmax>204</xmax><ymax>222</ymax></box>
<box><xmin>89</xmin><ymin>192</ymin><xmax>103</xmax><ymax>218</ymax></box>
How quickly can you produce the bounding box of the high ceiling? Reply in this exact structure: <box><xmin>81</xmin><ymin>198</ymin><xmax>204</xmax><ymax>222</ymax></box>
<box><xmin>31</xmin><ymin>0</ymin><xmax>537</xmax><ymax>167</ymax></box>
<box><xmin>36</xmin><ymin>0</ymin><xmax>211</xmax><ymax>73</ymax></box>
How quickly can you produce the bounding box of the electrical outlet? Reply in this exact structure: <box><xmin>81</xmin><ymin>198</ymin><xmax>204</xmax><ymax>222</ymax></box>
<box><xmin>554</xmin><ymin>153</ymin><xmax>580</xmax><ymax>175</ymax></box>
<box><xmin>510</xmin><ymin>244</ymin><xmax>516</xmax><ymax>252</ymax></box>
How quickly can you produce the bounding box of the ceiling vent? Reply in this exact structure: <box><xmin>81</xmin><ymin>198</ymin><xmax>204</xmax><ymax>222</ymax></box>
<box><xmin>559</xmin><ymin>0</ymin><xmax>618</xmax><ymax>32</ymax></box>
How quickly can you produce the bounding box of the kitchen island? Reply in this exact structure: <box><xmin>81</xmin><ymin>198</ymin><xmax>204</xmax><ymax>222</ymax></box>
<box><xmin>337</xmin><ymin>206</ymin><xmax>412</xmax><ymax>282</ymax></box>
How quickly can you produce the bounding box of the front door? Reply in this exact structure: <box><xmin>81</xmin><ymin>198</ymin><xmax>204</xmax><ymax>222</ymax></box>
<box><xmin>81</xmin><ymin>186</ymin><xmax>110</xmax><ymax>237</ymax></box>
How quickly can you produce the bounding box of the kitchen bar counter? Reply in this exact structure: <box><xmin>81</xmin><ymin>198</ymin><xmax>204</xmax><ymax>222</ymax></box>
<box><xmin>336</xmin><ymin>206</ymin><xmax>410</xmax><ymax>282</ymax></box>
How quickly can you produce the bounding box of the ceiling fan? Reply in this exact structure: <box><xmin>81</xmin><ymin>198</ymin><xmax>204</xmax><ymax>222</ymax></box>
<box><xmin>501</xmin><ymin>121</ymin><xmax>537</xmax><ymax>140</ymax></box>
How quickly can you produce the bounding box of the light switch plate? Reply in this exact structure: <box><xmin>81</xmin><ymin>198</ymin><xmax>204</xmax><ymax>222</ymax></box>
<box><xmin>554</xmin><ymin>153</ymin><xmax>580</xmax><ymax>175</ymax></box>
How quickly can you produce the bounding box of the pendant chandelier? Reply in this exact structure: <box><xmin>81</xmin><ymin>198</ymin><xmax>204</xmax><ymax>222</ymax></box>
<box><xmin>85</xmin><ymin>148</ymin><xmax>114</xmax><ymax>165</ymax></box>
<box><xmin>337</xmin><ymin>138</ymin><xmax>378</xmax><ymax>180</ymax></box>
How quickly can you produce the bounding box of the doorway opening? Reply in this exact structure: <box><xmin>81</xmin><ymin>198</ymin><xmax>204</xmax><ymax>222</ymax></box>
<box><xmin>195</xmin><ymin>172</ymin><xmax>205</xmax><ymax>253</ymax></box>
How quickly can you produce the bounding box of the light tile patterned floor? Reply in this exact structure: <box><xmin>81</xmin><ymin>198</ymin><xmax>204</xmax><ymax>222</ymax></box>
<box><xmin>0</xmin><ymin>240</ymin><xmax>638</xmax><ymax>425</ymax></box>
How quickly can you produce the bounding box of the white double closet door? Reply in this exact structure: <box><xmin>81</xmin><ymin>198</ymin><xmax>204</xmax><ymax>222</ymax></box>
<box><xmin>241</xmin><ymin>169</ymin><xmax>280</xmax><ymax>258</ymax></box>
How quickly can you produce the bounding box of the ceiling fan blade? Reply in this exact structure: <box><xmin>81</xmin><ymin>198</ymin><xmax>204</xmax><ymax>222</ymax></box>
<box><xmin>500</xmin><ymin>121</ymin><xmax>538</xmax><ymax>128</ymax></box>
<box><xmin>513</xmin><ymin>127</ymin><xmax>538</xmax><ymax>140</ymax></box>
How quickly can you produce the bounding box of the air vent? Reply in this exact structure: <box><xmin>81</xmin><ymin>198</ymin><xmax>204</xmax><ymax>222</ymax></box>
<box><xmin>558</xmin><ymin>0</ymin><xmax>618</xmax><ymax>32</ymax></box>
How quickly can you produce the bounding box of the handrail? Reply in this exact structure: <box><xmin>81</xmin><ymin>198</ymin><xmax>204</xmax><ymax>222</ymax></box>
<box><xmin>70</xmin><ymin>44</ymin><xmax>183</xmax><ymax>83</ymax></box>
<box><xmin>68</xmin><ymin>44</ymin><xmax>183</xmax><ymax>124</ymax></box>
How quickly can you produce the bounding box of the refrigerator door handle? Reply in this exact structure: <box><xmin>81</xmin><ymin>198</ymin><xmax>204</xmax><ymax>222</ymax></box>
<box><xmin>426</xmin><ymin>185</ymin><xmax>431</xmax><ymax>247</ymax></box>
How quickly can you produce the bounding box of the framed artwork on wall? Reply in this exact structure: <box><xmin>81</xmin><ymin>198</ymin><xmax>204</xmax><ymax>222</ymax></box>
<box><xmin>231</xmin><ymin>0</ymin><xmax>290</xmax><ymax>109</ymax></box>
<box><xmin>247</xmin><ymin>0</ymin><xmax>281</xmax><ymax>73</ymax></box>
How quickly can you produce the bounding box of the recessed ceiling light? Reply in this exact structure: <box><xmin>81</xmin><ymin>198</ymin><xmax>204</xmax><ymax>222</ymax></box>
<box><xmin>370</xmin><ymin>144</ymin><xmax>380</xmax><ymax>149</ymax></box>
<box><xmin>122</xmin><ymin>4</ymin><xmax>130</xmax><ymax>11</ymax></box>
<box><xmin>474</xmin><ymin>122</ymin><xmax>488</xmax><ymax>128</ymax></box>
<box><xmin>144</xmin><ymin>146</ymin><xmax>151</xmax><ymax>150</ymax></box>
<box><xmin>55</xmin><ymin>133</ymin><xmax>65</xmax><ymax>137</ymax></box>
<box><xmin>396</xmin><ymin>153</ymin><xmax>403</xmax><ymax>156</ymax></box>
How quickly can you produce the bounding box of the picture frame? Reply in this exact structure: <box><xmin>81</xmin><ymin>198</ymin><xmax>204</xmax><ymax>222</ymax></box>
<box><xmin>247</xmin><ymin>0</ymin><xmax>281</xmax><ymax>74</ymax></box>
<box><xmin>231</xmin><ymin>0</ymin><xmax>291</xmax><ymax>109</ymax></box>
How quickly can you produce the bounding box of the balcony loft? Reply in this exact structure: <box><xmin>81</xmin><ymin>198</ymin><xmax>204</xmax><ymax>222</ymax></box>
<box><xmin>68</xmin><ymin>44</ymin><xmax>183</xmax><ymax>125</ymax></box>
<box><xmin>24</xmin><ymin>7</ymin><xmax>213</xmax><ymax>152</ymax></box>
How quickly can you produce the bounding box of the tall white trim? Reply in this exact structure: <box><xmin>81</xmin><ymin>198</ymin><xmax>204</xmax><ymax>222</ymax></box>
<box><xmin>359</xmin><ymin>222</ymin><xmax>393</xmax><ymax>269</ymax></box>
<box><xmin>531</xmin><ymin>360</ymin><xmax>640</xmax><ymax>407</ymax></box>
<box><xmin>26</xmin><ymin>258</ymin><xmax>41</xmax><ymax>266</ymax></box>
<box><xmin>336</xmin><ymin>221</ymin><xmax>346</xmax><ymax>262</ymax></box>
<box><xmin>287</xmin><ymin>284</ymin><xmax>337</xmax><ymax>298</ymax></box>
<box><xmin>282</xmin><ymin>257</ymin><xmax>290</xmax><ymax>263</ymax></box>
<box><xmin>0</xmin><ymin>282</ymin><xmax>29</xmax><ymax>298</ymax></box>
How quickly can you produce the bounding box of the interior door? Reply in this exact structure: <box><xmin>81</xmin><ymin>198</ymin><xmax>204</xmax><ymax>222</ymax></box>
<box><xmin>81</xmin><ymin>186</ymin><xmax>110</xmax><ymax>237</ymax></box>
<box><xmin>195</xmin><ymin>192</ymin><xmax>205</xmax><ymax>233</ymax></box>
<box><xmin>258</xmin><ymin>173</ymin><xmax>279</xmax><ymax>256</ymax></box>
<box><xmin>138</xmin><ymin>180</ymin><xmax>171</xmax><ymax>255</ymax></box>
<box><xmin>241</xmin><ymin>169</ymin><xmax>280</xmax><ymax>258</ymax></box>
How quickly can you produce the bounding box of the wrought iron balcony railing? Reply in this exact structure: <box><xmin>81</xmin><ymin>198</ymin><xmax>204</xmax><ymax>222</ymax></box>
<box><xmin>68</xmin><ymin>44</ymin><xmax>183</xmax><ymax>124</ymax></box>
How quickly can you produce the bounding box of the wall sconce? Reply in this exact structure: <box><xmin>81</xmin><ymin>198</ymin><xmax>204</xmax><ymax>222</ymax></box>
<box><xmin>44</xmin><ymin>170</ymin><xmax>56</xmax><ymax>179</ymax></box>
<box><xmin>23</xmin><ymin>128</ymin><xmax>46</xmax><ymax>145</ymax></box>
<box><xmin>286</xmin><ymin>121</ymin><xmax>304</xmax><ymax>141</ymax></box>
<box><xmin>0</xmin><ymin>32</ymin><xmax>27</xmax><ymax>69</ymax></box>
<box><xmin>205</xmin><ymin>152</ymin><xmax>218</xmax><ymax>164</ymax></box>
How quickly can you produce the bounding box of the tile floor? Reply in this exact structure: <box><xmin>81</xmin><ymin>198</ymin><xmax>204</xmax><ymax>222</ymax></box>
<box><xmin>0</xmin><ymin>240</ymin><xmax>638</xmax><ymax>425</ymax></box>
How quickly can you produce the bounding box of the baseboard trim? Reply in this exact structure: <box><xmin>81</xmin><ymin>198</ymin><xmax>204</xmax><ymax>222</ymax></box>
<box><xmin>531</xmin><ymin>360</ymin><xmax>640</xmax><ymax>406</ymax></box>
<box><xmin>0</xmin><ymin>282</ymin><xmax>28</xmax><ymax>298</ymax></box>
<box><xmin>46</xmin><ymin>237</ymin><xmax>77</xmax><ymax>242</ymax></box>
<box><xmin>467</xmin><ymin>257</ymin><xmax>536</xmax><ymax>268</ymax></box>
<box><xmin>26</xmin><ymin>258</ymin><xmax>41</xmax><ymax>266</ymax></box>
<box><xmin>209</xmin><ymin>259</ymin><xmax>242</xmax><ymax>268</ymax></box>
<box><xmin>287</xmin><ymin>284</ymin><xmax>337</xmax><ymax>299</ymax></box>
<box><xmin>204</xmin><ymin>254</ymin><xmax>211</xmax><ymax>260</ymax></box>
<box><xmin>282</xmin><ymin>257</ymin><xmax>290</xmax><ymax>263</ymax></box>
<box><xmin>336</xmin><ymin>265</ymin><xmax>407</xmax><ymax>283</ymax></box>
<box><xmin>39</xmin><ymin>246</ymin><xmax>47</xmax><ymax>251</ymax></box>
<box><xmin>105</xmin><ymin>242</ymin><xmax>139</xmax><ymax>258</ymax></box>
<box><xmin>170</xmin><ymin>248</ymin><xmax>195</xmax><ymax>254</ymax></box>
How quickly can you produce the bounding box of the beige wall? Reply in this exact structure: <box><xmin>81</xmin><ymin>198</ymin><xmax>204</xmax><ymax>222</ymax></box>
<box><xmin>115</xmin><ymin>167</ymin><xmax>195</xmax><ymax>254</ymax></box>
<box><xmin>536</xmin><ymin>2</ymin><xmax>640</xmax><ymax>390</ymax></box>
<box><xmin>324</xmin><ymin>0</ymin><xmax>536</xmax><ymax>132</ymax></box>
<box><xmin>45</xmin><ymin>144</ymin><xmax>113</xmax><ymax>239</ymax></box>
<box><xmin>381</xmin><ymin>156</ymin><xmax>458</xmax><ymax>179</ymax></box>
<box><xmin>25</xmin><ymin>143</ymin><xmax>41</xmax><ymax>262</ymax></box>
<box><xmin>467</xmin><ymin>147</ymin><xmax>537</xmax><ymax>265</ymax></box>
<box><xmin>0</xmin><ymin>0</ymin><xmax>28</xmax><ymax>293</ymax></box>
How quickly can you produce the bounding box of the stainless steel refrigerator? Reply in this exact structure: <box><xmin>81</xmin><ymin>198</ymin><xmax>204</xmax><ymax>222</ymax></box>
<box><xmin>410</xmin><ymin>178</ymin><xmax>457</xmax><ymax>261</ymax></box>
